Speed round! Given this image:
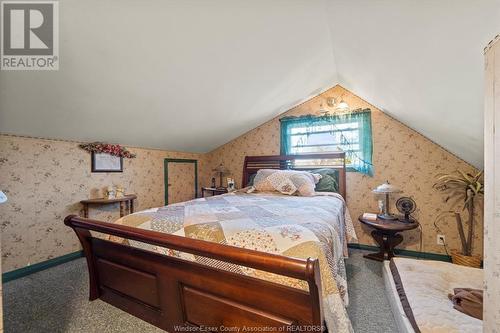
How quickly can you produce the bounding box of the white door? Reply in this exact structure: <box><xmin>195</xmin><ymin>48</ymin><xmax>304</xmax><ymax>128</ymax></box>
<box><xmin>484</xmin><ymin>35</ymin><xmax>500</xmax><ymax>331</ymax></box>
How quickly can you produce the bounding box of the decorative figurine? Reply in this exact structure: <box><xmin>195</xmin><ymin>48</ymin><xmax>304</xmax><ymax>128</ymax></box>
<box><xmin>378</xmin><ymin>199</ymin><xmax>385</xmax><ymax>215</ymax></box>
<box><xmin>105</xmin><ymin>186</ymin><xmax>116</xmax><ymax>199</ymax></box>
<box><xmin>227</xmin><ymin>178</ymin><xmax>235</xmax><ymax>191</ymax></box>
<box><xmin>115</xmin><ymin>185</ymin><xmax>125</xmax><ymax>198</ymax></box>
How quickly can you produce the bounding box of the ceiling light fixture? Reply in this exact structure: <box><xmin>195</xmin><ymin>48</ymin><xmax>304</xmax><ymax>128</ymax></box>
<box><xmin>336</xmin><ymin>98</ymin><xmax>349</xmax><ymax>111</ymax></box>
<box><xmin>318</xmin><ymin>96</ymin><xmax>350</xmax><ymax>115</ymax></box>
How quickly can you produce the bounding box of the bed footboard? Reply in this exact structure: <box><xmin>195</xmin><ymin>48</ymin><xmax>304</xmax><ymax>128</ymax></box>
<box><xmin>64</xmin><ymin>215</ymin><xmax>324</xmax><ymax>332</ymax></box>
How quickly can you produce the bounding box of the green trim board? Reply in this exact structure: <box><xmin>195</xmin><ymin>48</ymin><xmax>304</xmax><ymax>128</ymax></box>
<box><xmin>348</xmin><ymin>243</ymin><xmax>452</xmax><ymax>262</ymax></box>
<box><xmin>2</xmin><ymin>250</ymin><xmax>84</xmax><ymax>283</ymax></box>
<box><xmin>164</xmin><ymin>158</ymin><xmax>198</xmax><ymax>205</ymax></box>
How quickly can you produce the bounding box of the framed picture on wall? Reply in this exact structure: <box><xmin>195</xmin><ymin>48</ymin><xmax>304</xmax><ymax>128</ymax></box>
<box><xmin>91</xmin><ymin>152</ymin><xmax>123</xmax><ymax>172</ymax></box>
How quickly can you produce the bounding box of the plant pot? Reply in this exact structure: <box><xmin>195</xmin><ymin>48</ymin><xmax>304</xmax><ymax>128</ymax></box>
<box><xmin>450</xmin><ymin>250</ymin><xmax>482</xmax><ymax>268</ymax></box>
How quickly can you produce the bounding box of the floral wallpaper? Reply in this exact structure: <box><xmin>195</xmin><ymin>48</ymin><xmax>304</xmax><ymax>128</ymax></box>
<box><xmin>0</xmin><ymin>85</ymin><xmax>483</xmax><ymax>274</ymax></box>
<box><xmin>204</xmin><ymin>85</ymin><xmax>482</xmax><ymax>256</ymax></box>
<box><xmin>0</xmin><ymin>135</ymin><xmax>207</xmax><ymax>272</ymax></box>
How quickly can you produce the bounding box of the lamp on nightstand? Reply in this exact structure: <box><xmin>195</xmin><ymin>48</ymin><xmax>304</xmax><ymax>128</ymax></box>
<box><xmin>212</xmin><ymin>164</ymin><xmax>229</xmax><ymax>190</ymax></box>
<box><xmin>372</xmin><ymin>181</ymin><xmax>402</xmax><ymax>220</ymax></box>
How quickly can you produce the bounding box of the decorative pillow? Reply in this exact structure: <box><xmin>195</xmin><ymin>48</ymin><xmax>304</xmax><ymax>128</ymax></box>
<box><xmin>267</xmin><ymin>173</ymin><xmax>297</xmax><ymax>195</ymax></box>
<box><xmin>253</xmin><ymin>169</ymin><xmax>321</xmax><ymax>196</ymax></box>
<box><xmin>247</xmin><ymin>173</ymin><xmax>257</xmax><ymax>186</ymax></box>
<box><xmin>252</xmin><ymin>170</ymin><xmax>276</xmax><ymax>192</ymax></box>
<box><xmin>290</xmin><ymin>173</ymin><xmax>318</xmax><ymax>196</ymax></box>
<box><xmin>313</xmin><ymin>168</ymin><xmax>339</xmax><ymax>193</ymax></box>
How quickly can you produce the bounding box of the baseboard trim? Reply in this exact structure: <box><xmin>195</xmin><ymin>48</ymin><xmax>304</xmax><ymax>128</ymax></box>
<box><xmin>2</xmin><ymin>250</ymin><xmax>84</xmax><ymax>283</ymax></box>
<box><xmin>348</xmin><ymin>243</ymin><xmax>452</xmax><ymax>262</ymax></box>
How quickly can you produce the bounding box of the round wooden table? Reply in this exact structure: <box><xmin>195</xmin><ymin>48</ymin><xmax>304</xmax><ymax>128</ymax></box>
<box><xmin>358</xmin><ymin>215</ymin><xmax>419</xmax><ymax>261</ymax></box>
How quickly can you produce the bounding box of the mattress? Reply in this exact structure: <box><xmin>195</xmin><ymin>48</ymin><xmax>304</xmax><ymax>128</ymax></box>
<box><xmin>383</xmin><ymin>258</ymin><xmax>483</xmax><ymax>333</ymax></box>
<box><xmin>113</xmin><ymin>191</ymin><xmax>357</xmax><ymax>333</ymax></box>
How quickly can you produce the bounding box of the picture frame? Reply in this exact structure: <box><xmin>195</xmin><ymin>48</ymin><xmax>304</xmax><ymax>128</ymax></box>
<box><xmin>91</xmin><ymin>152</ymin><xmax>123</xmax><ymax>172</ymax></box>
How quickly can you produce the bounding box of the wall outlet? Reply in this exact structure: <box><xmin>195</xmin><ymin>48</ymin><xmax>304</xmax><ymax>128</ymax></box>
<box><xmin>437</xmin><ymin>234</ymin><xmax>446</xmax><ymax>245</ymax></box>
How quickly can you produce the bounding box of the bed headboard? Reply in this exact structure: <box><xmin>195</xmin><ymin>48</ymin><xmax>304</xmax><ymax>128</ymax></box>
<box><xmin>242</xmin><ymin>153</ymin><xmax>347</xmax><ymax>200</ymax></box>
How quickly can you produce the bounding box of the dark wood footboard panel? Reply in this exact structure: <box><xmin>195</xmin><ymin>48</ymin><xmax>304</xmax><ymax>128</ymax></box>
<box><xmin>65</xmin><ymin>215</ymin><xmax>324</xmax><ymax>332</ymax></box>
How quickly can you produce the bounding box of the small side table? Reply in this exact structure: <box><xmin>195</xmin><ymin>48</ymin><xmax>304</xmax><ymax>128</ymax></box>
<box><xmin>358</xmin><ymin>215</ymin><xmax>419</xmax><ymax>261</ymax></box>
<box><xmin>81</xmin><ymin>194</ymin><xmax>137</xmax><ymax>218</ymax></box>
<box><xmin>202</xmin><ymin>187</ymin><xmax>228</xmax><ymax>197</ymax></box>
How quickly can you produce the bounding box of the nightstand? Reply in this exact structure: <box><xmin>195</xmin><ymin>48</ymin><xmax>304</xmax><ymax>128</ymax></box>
<box><xmin>358</xmin><ymin>215</ymin><xmax>419</xmax><ymax>261</ymax></box>
<box><xmin>202</xmin><ymin>187</ymin><xmax>228</xmax><ymax>198</ymax></box>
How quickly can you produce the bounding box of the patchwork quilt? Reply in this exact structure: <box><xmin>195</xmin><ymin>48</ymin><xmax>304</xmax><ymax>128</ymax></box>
<box><xmin>113</xmin><ymin>191</ymin><xmax>357</xmax><ymax>332</ymax></box>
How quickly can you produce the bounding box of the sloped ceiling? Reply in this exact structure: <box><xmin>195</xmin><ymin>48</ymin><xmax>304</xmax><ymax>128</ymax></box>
<box><xmin>1</xmin><ymin>0</ymin><xmax>499</xmax><ymax>167</ymax></box>
<box><xmin>0</xmin><ymin>0</ymin><xmax>337</xmax><ymax>152</ymax></box>
<box><xmin>326</xmin><ymin>0</ymin><xmax>500</xmax><ymax>167</ymax></box>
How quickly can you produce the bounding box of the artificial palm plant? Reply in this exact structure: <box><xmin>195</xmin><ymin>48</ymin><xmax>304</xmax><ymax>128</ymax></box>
<box><xmin>433</xmin><ymin>170</ymin><xmax>484</xmax><ymax>257</ymax></box>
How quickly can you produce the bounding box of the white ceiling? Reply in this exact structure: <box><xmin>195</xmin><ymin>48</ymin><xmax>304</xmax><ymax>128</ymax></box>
<box><xmin>326</xmin><ymin>0</ymin><xmax>500</xmax><ymax>168</ymax></box>
<box><xmin>1</xmin><ymin>0</ymin><xmax>499</xmax><ymax>167</ymax></box>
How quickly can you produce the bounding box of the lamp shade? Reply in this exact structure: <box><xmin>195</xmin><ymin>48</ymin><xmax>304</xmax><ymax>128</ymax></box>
<box><xmin>336</xmin><ymin>99</ymin><xmax>349</xmax><ymax>111</ymax></box>
<box><xmin>372</xmin><ymin>181</ymin><xmax>402</xmax><ymax>194</ymax></box>
<box><xmin>212</xmin><ymin>164</ymin><xmax>229</xmax><ymax>174</ymax></box>
<box><xmin>372</xmin><ymin>181</ymin><xmax>401</xmax><ymax>220</ymax></box>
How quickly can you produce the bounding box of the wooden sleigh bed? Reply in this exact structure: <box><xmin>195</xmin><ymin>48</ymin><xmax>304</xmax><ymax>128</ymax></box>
<box><xmin>64</xmin><ymin>153</ymin><xmax>347</xmax><ymax>332</ymax></box>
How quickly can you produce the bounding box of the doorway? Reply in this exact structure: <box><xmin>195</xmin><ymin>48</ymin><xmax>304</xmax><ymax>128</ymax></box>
<box><xmin>164</xmin><ymin>158</ymin><xmax>198</xmax><ymax>205</ymax></box>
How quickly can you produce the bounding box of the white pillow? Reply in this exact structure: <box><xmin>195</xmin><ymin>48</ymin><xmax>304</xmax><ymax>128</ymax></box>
<box><xmin>253</xmin><ymin>169</ymin><xmax>321</xmax><ymax>196</ymax></box>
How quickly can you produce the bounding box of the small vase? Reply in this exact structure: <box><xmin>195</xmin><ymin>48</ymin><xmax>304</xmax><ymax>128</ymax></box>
<box><xmin>450</xmin><ymin>250</ymin><xmax>482</xmax><ymax>268</ymax></box>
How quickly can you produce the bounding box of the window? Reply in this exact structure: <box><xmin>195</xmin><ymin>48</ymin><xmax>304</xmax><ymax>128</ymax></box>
<box><xmin>280</xmin><ymin>110</ymin><xmax>373</xmax><ymax>176</ymax></box>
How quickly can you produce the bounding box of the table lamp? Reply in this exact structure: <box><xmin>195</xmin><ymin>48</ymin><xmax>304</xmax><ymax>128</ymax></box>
<box><xmin>212</xmin><ymin>164</ymin><xmax>229</xmax><ymax>189</ymax></box>
<box><xmin>372</xmin><ymin>181</ymin><xmax>402</xmax><ymax>220</ymax></box>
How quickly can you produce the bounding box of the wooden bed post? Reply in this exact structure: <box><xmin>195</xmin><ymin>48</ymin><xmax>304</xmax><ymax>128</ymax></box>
<box><xmin>242</xmin><ymin>156</ymin><xmax>249</xmax><ymax>188</ymax></box>
<box><xmin>65</xmin><ymin>215</ymin><xmax>100</xmax><ymax>301</ymax></box>
<box><xmin>340</xmin><ymin>155</ymin><xmax>347</xmax><ymax>201</ymax></box>
<box><xmin>305</xmin><ymin>258</ymin><xmax>323</xmax><ymax>326</ymax></box>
